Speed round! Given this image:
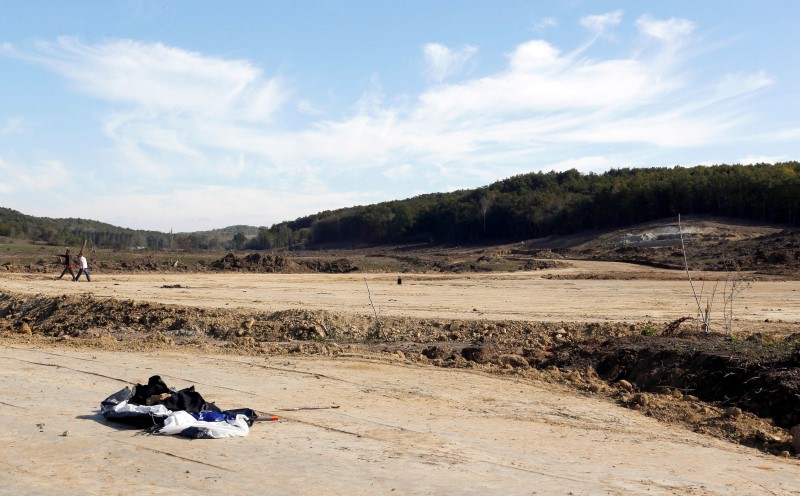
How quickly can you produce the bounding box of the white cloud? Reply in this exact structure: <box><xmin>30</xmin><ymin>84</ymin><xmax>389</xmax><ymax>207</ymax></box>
<box><xmin>296</xmin><ymin>99</ymin><xmax>325</xmax><ymax>116</ymax></box>
<box><xmin>636</xmin><ymin>15</ymin><xmax>695</xmax><ymax>43</ymax></box>
<box><xmin>423</xmin><ymin>43</ymin><xmax>478</xmax><ymax>83</ymax></box>
<box><xmin>580</xmin><ymin>10</ymin><xmax>623</xmax><ymax>35</ymax></box>
<box><xmin>7</xmin><ymin>37</ymin><xmax>290</xmax><ymax>181</ymax></box>
<box><xmin>25</xmin><ymin>37</ymin><xmax>286</xmax><ymax>121</ymax></box>
<box><xmin>63</xmin><ymin>186</ymin><xmax>373</xmax><ymax>231</ymax></box>
<box><xmin>1</xmin><ymin>117</ymin><xmax>26</xmax><ymax>135</ymax></box>
<box><xmin>383</xmin><ymin>164</ymin><xmax>414</xmax><ymax>180</ymax></box>
<box><xmin>0</xmin><ymin>157</ymin><xmax>69</xmax><ymax>194</ymax></box>
<box><xmin>415</xmin><ymin>40</ymin><xmax>667</xmax><ymax>123</ymax></box>
<box><xmin>544</xmin><ymin>156</ymin><xmax>614</xmax><ymax>173</ymax></box>
<box><xmin>739</xmin><ymin>155</ymin><xmax>787</xmax><ymax>165</ymax></box>
<box><xmin>531</xmin><ymin>17</ymin><xmax>558</xmax><ymax>33</ymax></box>
<box><xmin>715</xmin><ymin>71</ymin><xmax>772</xmax><ymax>99</ymax></box>
<box><xmin>775</xmin><ymin>128</ymin><xmax>800</xmax><ymax>140</ymax></box>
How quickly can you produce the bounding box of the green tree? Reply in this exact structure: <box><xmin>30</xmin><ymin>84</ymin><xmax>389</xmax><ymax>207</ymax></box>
<box><xmin>232</xmin><ymin>232</ymin><xmax>246</xmax><ymax>250</ymax></box>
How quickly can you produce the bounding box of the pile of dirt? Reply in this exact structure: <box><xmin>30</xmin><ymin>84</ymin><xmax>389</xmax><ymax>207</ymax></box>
<box><xmin>0</xmin><ymin>291</ymin><xmax>630</xmax><ymax>347</ymax></box>
<box><xmin>521</xmin><ymin>259</ymin><xmax>572</xmax><ymax>271</ymax></box>
<box><xmin>293</xmin><ymin>258</ymin><xmax>359</xmax><ymax>273</ymax></box>
<box><xmin>210</xmin><ymin>252</ymin><xmax>307</xmax><ymax>272</ymax></box>
<box><xmin>560</xmin><ymin>220</ymin><xmax>800</xmax><ymax>277</ymax></box>
<box><xmin>209</xmin><ymin>253</ymin><xmax>359</xmax><ymax>273</ymax></box>
<box><xmin>385</xmin><ymin>251</ymin><xmax>541</xmax><ymax>273</ymax></box>
<box><xmin>536</xmin><ymin>332</ymin><xmax>800</xmax><ymax>428</ymax></box>
<box><xmin>95</xmin><ymin>256</ymin><xmax>193</xmax><ymax>273</ymax></box>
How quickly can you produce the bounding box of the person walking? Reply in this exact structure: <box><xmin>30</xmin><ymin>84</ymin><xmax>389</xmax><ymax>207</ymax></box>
<box><xmin>75</xmin><ymin>252</ymin><xmax>91</xmax><ymax>282</ymax></box>
<box><xmin>55</xmin><ymin>249</ymin><xmax>76</xmax><ymax>280</ymax></box>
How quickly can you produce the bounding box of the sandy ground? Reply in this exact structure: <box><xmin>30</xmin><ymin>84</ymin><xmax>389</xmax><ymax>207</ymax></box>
<box><xmin>1</xmin><ymin>261</ymin><xmax>799</xmax><ymax>325</ymax></box>
<box><xmin>0</xmin><ymin>344</ymin><xmax>798</xmax><ymax>496</ymax></box>
<box><xmin>2</xmin><ymin>261</ymin><xmax>800</xmax><ymax>494</ymax></box>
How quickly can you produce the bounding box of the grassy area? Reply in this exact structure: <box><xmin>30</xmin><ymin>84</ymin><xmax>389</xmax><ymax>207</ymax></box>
<box><xmin>1</xmin><ymin>241</ymin><xmax>62</xmax><ymax>265</ymax></box>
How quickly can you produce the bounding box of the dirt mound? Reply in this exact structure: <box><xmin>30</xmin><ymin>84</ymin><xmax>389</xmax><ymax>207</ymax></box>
<box><xmin>209</xmin><ymin>253</ymin><xmax>359</xmax><ymax>273</ymax></box>
<box><xmin>211</xmin><ymin>252</ymin><xmax>307</xmax><ymax>272</ymax></box>
<box><xmin>521</xmin><ymin>259</ymin><xmax>572</xmax><ymax>271</ymax></box>
<box><xmin>560</xmin><ymin>218</ymin><xmax>800</xmax><ymax>276</ymax></box>
<box><xmin>95</xmin><ymin>256</ymin><xmax>194</xmax><ymax>272</ymax></box>
<box><xmin>384</xmin><ymin>249</ymin><xmax>574</xmax><ymax>273</ymax></box>
<box><xmin>295</xmin><ymin>258</ymin><xmax>359</xmax><ymax>273</ymax></box>
<box><xmin>538</xmin><ymin>333</ymin><xmax>800</xmax><ymax>429</ymax></box>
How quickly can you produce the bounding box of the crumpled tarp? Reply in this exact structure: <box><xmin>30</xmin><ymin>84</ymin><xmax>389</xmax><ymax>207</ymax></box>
<box><xmin>100</xmin><ymin>375</ymin><xmax>258</xmax><ymax>439</ymax></box>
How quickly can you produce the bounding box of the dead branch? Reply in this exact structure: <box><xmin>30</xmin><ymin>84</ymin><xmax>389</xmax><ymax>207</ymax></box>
<box><xmin>679</xmin><ymin>214</ymin><xmax>709</xmax><ymax>332</ymax></box>
<box><xmin>364</xmin><ymin>277</ymin><xmax>386</xmax><ymax>340</ymax></box>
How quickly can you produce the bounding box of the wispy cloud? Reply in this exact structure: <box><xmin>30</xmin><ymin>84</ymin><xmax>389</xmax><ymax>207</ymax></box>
<box><xmin>635</xmin><ymin>15</ymin><xmax>696</xmax><ymax>43</ymax></box>
<box><xmin>56</xmin><ymin>185</ymin><xmax>373</xmax><ymax>231</ymax></box>
<box><xmin>383</xmin><ymin>163</ymin><xmax>414</xmax><ymax>180</ymax></box>
<box><xmin>580</xmin><ymin>10</ymin><xmax>623</xmax><ymax>36</ymax></box>
<box><xmin>0</xmin><ymin>157</ymin><xmax>69</xmax><ymax>195</ymax></box>
<box><xmin>739</xmin><ymin>155</ymin><xmax>787</xmax><ymax>165</ymax></box>
<box><xmin>23</xmin><ymin>37</ymin><xmax>286</xmax><ymax>121</ymax></box>
<box><xmin>545</xmin><ymin>155</ymin><xmax>615</xmax><ymax>173</ymax></box>
<box><xmin>1</xmin><ymin>117</ymin><xmax>26</xmax><ymax>135</ymax></box>
<box><xmin>531</xmin><ymin>17</ymin><xmax>558</xmax><ymax>33</ymax></box>
<box><xmin>423</xmin><ymin>43</ymin><xmax>478</xmax><ymax>83</ymax></box>
<box><xmin>715</xmin><ymin>71</ymin><xmax>772</xmax><ymax>99</ymax></box>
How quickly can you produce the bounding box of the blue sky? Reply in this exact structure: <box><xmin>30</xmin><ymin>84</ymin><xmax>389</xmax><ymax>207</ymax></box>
<box><xmin>1</xmin><ymin>1</ymin><xmax>798</xmax><ymax>232</ymax></box>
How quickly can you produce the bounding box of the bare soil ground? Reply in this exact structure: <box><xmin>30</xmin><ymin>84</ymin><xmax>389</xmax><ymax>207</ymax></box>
<box><xmin>1</xmin><ymin>342</ymin><xmax>799</xmax><ymax>495</ymax></box>
<box><xmin>1</xmin><ymin>217</ymin><xmax>799</xmax><ymax>494</ymax></box>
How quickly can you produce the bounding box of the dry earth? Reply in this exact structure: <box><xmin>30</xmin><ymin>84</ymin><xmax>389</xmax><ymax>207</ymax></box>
<box><xmin>1</xmin><ymin>260</ymin><xmax>799</xmax><ymax>324</ymax></box>
<box><xmin>1</xmin><ymin>344</ymin><xmax>799</xmax><ymax>495</ymax></box>
<box><xmin>1</xmin><ymin>258</ymin><xmax>800</xmax><ymax>494</ymax></box>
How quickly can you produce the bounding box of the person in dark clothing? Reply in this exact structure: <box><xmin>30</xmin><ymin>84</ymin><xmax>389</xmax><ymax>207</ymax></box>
<box><xmin>55</xmin><ymin>249</ymin><xmax>76</xmax><ymax>280</ymax></box>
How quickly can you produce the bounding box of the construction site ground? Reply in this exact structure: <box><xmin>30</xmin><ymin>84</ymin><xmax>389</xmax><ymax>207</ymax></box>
<box><xmin>1</xmin><ymin>257</ymin><xmax>800</xmax><ymax>495</ymax></box>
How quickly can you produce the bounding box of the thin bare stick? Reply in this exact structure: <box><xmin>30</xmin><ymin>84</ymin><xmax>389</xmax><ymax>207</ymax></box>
<box><xmin>704</xmin><ymin>281</ymin><xmax>719</xmax><ymax>333</ymax></box>
<box><xmin>277</xmin><ymin>405</ymin><xmax>340</xmax><ymax>411</ymax></box>
<box><xmin>722</xmin><ymin>254</ymin><xmax>732</xmax><ymax>333</ymax></box>
<box><xmin>364</xmin><ymin>277</ymin><xmax>385</xmax><ymax>339</ymax></box>
<box><xmin>679</xmin><ymin>214</ymin><xmax>704</xmax><ymax>326</ymax></box>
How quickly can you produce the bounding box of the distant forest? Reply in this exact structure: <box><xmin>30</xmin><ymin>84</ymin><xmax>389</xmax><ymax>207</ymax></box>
<box><xmin>2</xmin><ymin>163</ymin><xmax>798</xmax><ymax>250</ymax></box>
<box><xmin>272</xmin><ymin>162</ymin><xmax>800</xmax><ymax>247</ymax></box>
<box><xmin>0</xmin><ymin>210</ymin><xmax>259</xmax><ymax>251</ymax></box>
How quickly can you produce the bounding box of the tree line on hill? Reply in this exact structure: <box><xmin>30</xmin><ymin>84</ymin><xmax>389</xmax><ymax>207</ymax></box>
<box><xmin>281</xmin><ymin>162</ymin><xmax>800</xmax><ymax>247</ymax></box>
<box><xmin>1</xmin><ymin>163</ymin><xmax>798</xmax><ymax>250</ymax></box>
<box><xmin>0</xmin><ymin>209</ymin><xmax>256</xmax><ymax>251</ymax></box>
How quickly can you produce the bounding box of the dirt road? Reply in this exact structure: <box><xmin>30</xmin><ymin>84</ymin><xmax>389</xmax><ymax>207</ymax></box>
<box><xmin>1</xmin><ymin>344</ymin><xmax>798</xmax><ymax>495</ymax></box>
<box><xmin>2</xmin><ymin>261</ymin><xmax>799</xmax><ymax>326</ymax></box>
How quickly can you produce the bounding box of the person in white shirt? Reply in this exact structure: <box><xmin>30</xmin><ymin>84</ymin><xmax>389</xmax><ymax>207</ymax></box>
<box><xmin>75</xmin><ymin>253</ymin><xmax>91</xmax><ymax>282</ymax></box>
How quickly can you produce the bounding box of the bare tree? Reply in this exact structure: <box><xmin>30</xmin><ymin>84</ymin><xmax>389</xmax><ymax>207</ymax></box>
<box><xmin>678</xmin><ymin>214</ymin><xmax>750</xmax><ymax>333</ymax></box>
<box><xmin>721</xmin><ymin>256</ymin><xmax>752</xmax><ymax>333</ymax></box>
<box><xmin>678</xmin><ymin>214</ymin><xmax>710</xmax><ymax>332</ymax></box>
<box><xmin>364</xmin><ymin>277</ymin><xmax>387</xmax><ymax>340</ymax></box>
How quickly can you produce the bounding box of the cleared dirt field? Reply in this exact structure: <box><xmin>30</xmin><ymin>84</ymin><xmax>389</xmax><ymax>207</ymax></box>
<box><xmin>1</xmin><ymin>345</ymin><xmax>799</xmax><ymax>495</ymax></box>
<box><xmin>1</xmin><ymin>261</ymin><xmax>799</xmax><ymax>494</ymax></box>
<box><xmin>2</xmin><ymin>261</ymin><xmax>799</xmax><ymax>326</ymax></box>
